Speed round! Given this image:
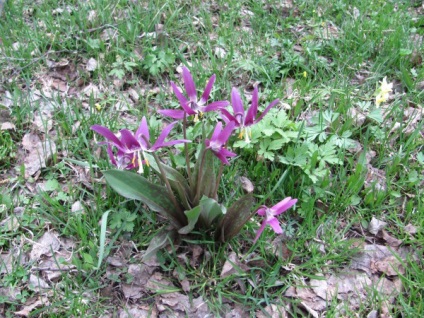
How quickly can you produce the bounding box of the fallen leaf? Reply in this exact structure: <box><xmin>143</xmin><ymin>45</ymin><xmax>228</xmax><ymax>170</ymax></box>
<box><xmin>1</xmin><ymin>122</ymin><xmax>15</xmax><ymax>130</ymax></box>
<box><xmin>373</xmin><ymin>256</ymin><xmax>405</xmax><ymax>276</ymax></box>
<box><xmin>30</xmin><ymin>232</ymin><xmax>61</xmax><ymax>261</ymax></box>
<box><xmin>14</xmin><ymin>297</ymin><xmax>49</xmax><ymax>317</ymax></box>
<box><xmin>404</xmin><ymin>223</ymin><xmax>417</xmax><ymax>235</ymax></box>
<box><xmin>28</xmin><ymin>274</ymin><xmax>50</xmax><ymax>291</ymax></box>
<box><xmin>86</xmin><ymin>58</ymin><xmax>98</xmax><ymax>71</ymax></box>
<box><xmin>21</xmin><ymin>133</ymin><xmax>57</xmax><ymax>177</ymax></box>
<box><xmin>221</xmin><ymin>252</ymin><xmax>249</xmax><ymax>278</ymax></box>
<box><xmin>380</xmin><ymin>230</ymin><xmax>402</xmax><ymax>247</ymax></box>
<box><xmin>368</xmin><ymin>217</ymin><xmax>387</xmax><ymax>235</ymax></box>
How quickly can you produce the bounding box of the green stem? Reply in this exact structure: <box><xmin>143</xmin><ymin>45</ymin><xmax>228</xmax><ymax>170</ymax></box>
<box><xmin>151</xmin><ymin>152</ymin><xmax>185</xmax><ymax>225</ymax></box>
<box><xmin>183</xmin><ymin>113</ymin><xmax>192</xmax><ymax>183</ymax></box>
<box><xmin>212</xmin><ymin>162</ymin><xmax>224</xmax><ymax>200</ymax></box>
<box><xmin>193</xmin><ymin>148</ymin><xmax>207</xmax><ymax>204</ymax></box>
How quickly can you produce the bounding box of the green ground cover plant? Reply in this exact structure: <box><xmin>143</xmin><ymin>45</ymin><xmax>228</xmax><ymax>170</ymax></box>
<box><xmin>0</xmin><ymin>0</ymin><xmax>423</xmax><ymax>316</ymax></box>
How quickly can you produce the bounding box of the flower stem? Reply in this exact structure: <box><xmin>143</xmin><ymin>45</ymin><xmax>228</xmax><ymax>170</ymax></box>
<box><xmin>183</xmin><ymin>113</ymin><xmax>192</xmax><ymax>182</ymax></box>
<box><xmin>151</xmin><ymin>152</ymin><xmax>185</xmax><ymax>225</ymax></box>
<box><xmin>194</xmin><ymin>148</ymin><xmax>207</xmax><ymax>204</ymax></box>
<box><xmin>212</xmin><ymin>162</ymin><xmax>224</xmax><ymax>200</ymax></box>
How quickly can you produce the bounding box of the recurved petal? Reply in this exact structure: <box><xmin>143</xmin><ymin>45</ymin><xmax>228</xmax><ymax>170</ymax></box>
<box><xmin>135</xmin><ymin>116</ymin><xmax>150</xmax><ymax>142</ymax></box>
<box><xmin>91</xmin><ymin>125</ymin><xmax>122</xmax><ymax>147</ymax></box>
<box><xmin>231</xmin><ymin>87</ymin><xmax>244</xmax><ymax>115</ymax></box>
<box><xmin>253</xmin><ymin>220</ymin><xmax>268</xmax><ymax>243</ymax></box>
<box><xmin>200</xmin><ymin>74</ymin><xmax>216</xmax><ymax>104</ymax></box>
<box><xmin>157</xmin><ymin>109</ymin><xmax>186</xmax><ymax>119</ymax></box>
<box><xmin>106</xmin><ymin>144</ymin><xmax>117</xmax><ymax>166</ymax></box>
<box><xmin>245</xmin><ymin>86</ymin><xmax>259</xmax><ymax>126</ymax></box>
<box><xmin>220</xmin><ymin>109</ymin><xmax>239</xmax><ymax>125</ymax></box>
<box><xmin>272</xmin><ymin>197</ymin><xmax>297</xmax><ymax>216</ymax></box>
<box><xmin>120</xmin><ymin>129</ymin><xmax>141</xmax><ymax>152</ymax></box>
<box><xmin>214</xmin><ymin>151</ymin><xmax>231</xmax><ymax>165</ymax></box>
<box><xmin>253</xmin><ymin>99</ymin><xmax>279</xmax><ymax>124</ymax></box>
<box><xmin>268</xmin><ymin>218</ymin><xmax>283</xmax><ymax>234</ymax></box>
<box><xmin>256</xmin><ymin>207</ymin><xmax>267</xmax><ymax>216</ymax></box>
<box><xmin>203</xmin><ymin>100</ymin><xmax>229</xmax><ymax>112</ymax></box>
<box><xmin>217</xmin><ymin>121</ymin><xmax>235</xmax><ymax>145</ymax></box>
<box><xmin>151</xmin><ymin>121</ymin><xmax>179</xmax><ymax>150</ymax></box>
<box><xmin>210</xmin><ymin>121</ymin><xmax>223</xmax><ymax>142</ymax></box>
<box><xmin>170</xmin><ymin>81</ymin><xmax>192</xmax><ymax>113</ymax></box>
<box><xmin>182</xmin><ymin>67</ymin><xmax>197</xmax><ymax>101</ymax></box>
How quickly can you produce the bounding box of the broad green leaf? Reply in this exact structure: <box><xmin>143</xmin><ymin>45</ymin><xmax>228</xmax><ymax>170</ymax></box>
<box><xmin>191</xmin><ymin>150</ymin><xmax>216</xmax><ymax>205</ymax></box>
<box><xmin>178</xmin><ymin>205</ymin><xmax>201</xmax><ymax>234</ymax></box>
<box><xmin>199</xmin><ymin>196</ymin><xmax>225</xmax><ymax>227</ymax></box>
<box><xmin>142</xmin><ymin>227</ymin><xmax>178</xmax><ymax>261</ymax></box>
<box><xmin>178</xmin><ymin>196</ymin><xmax>225</xmax><ymax>234</ymax></box>
<box><xmin>215</xmin><ymin>193</ymin><xmax>255</xmax><ymax>242</ymax></box>
<box><xmin>103</xmin><ymin>169</ymin><xmax>183</xmax><ymax>227</ymax></box>
<box><xmin>145</xmin><ymin>153</ymin><xmax>192</xmax><ymax>210</ymax></box>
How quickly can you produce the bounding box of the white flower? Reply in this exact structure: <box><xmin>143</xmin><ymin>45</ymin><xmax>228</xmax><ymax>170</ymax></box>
<box><xmin>375</xmin><ymin>77</ymin><xmax>393</xmax><ymax>107</ymax></box>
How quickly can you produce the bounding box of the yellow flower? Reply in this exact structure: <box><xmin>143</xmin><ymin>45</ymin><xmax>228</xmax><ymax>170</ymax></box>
<box><xmin>303</xmin><ymin>71</ymin><xmax>307</xmax><ymax>78</ymax></box>
<box><xmin>375</xmin><ymin>77</ymin><xmax>393</xmax><ymax>107</ymax></box>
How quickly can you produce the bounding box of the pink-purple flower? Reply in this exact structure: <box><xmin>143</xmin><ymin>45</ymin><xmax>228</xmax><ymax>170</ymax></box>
<box><xmin>91</xmin><ymin>117</ymin><xmax>190</xmax><ymax>172</ymax></box>
<box><xmin>159</xmin><ymin>67</ymin><xmax>229</xmax><ymax>120</ymax></box>
<box><xmin>205</xmin><ymin>121</ymin><xmax>237</xmax><ymax>165</ymax></box>
<box><xmin>254</xmin><ymin>197</ymin><xmax>297</xmax><ymax>243</ymax></box>
<box><xmin>221</xmin><ymin>87</ymin><xmax>279</xmax><ymax>142</ymax></box>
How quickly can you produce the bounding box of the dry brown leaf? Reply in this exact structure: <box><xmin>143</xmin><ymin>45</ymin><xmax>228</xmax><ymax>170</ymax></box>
<box><xmin>404</xmin><ymin>223</ymin><xmax>418</xmax><ymax>235</ymax></box>
<box><xmin>119</xmin><ymin>306</ymin><xmax>152</xmax><ymax>318</ymax></box>
<box><xmin>21</xmin><ymin>133</ymin><xmax>57</xmax><ymax>177</ymax></box>
<box><xmin>256</xmin><ymin>303</ymin><xmax>289</xmax><ymax>318</ymax></box>
<box><xmin>122</xmin><ymin>283</ymin><xmax>143</xmax><ymax>299</ymax></box>
<box><xmin>190</xmin><ymin>245</ymin><xmax>203</xmax><ymax>268</ymax></box>
<box><xmin>1</xmin><ymin>122</ymin><xmax>15</xmax><ymax>130</ymax></box>
<box><xmin>86</xmin><ymin>57</ymin><xmax>98</xmax><ymax>71</ymax></box>
<box><xmin>28</xmin><ymin>274</ymin><xmax>50</xmax><ymax>291</ymax></box>
<box><xmin>368</xmin><ymin>217</ymin><xmax>387</xmax><ymax>235</ymax></box>
<box><xmin>14</xmin><ymin>297</ymin><xmax>49</xmax><ymax>317</ymax></box>
<box><xmin>285</xmin><ymin>285</ymin><xmax>327</xmax><ymax>312</ymax></box>
<box><xmin>30</xmin><ymin>232</ymin><xmax>61</xmax><ymax>261</ymax></box>
<box><xmin>380</xmin><ymin>230</ymin><xmax>402</xmax><ymax>247</ymax></box>
<box><xmin>373</xmin><ymin>256</ymin><xmax>405</xmax><ymax>276</ymax></box>
<box><xmin>364</xmin><ymin>164</ymin><xmax>386</xmax><ymax>191</ymax></box>
<box><xmin>221</xmin><ymin>252</ymin><xmax>249</xmax><ymax>278</ymax></box>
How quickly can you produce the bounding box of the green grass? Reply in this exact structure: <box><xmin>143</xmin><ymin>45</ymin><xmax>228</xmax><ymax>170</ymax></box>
<box><xmin>1</xmin><ymin>0</ymin><xmax>423</xmax><ymax>316</ymax></box>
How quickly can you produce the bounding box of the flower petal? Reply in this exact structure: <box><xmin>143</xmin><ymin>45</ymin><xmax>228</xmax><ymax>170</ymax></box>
<box><xmin>203</xmin><ymin>100</ymin><xmax>229</xmax><ymax>112</ymax></box>
<box><xmin>217</xmin><ymin>121</ymin><xmax>235</xmax><ymax>145</ymax></box>
<box><xmin>268</xmin><ymin>218</ymin><xmax>283</xmax><ymax>234</ymax></box>
<box><xmin>245</xmin><ymin>86</ymin><xmax>258</xmax><ymax>126</ymax></box>
<box><xmin>135</xmin><ymin>116</ymin><xmax>150</xmax><ymax>143</ymax></box>
<box><xmin>272</xmin><ymin>197</ymin><xmax>297</xmax><ymax>216</ymax></box>
<box><xmin>213</xmin><ymin>151</ymin><xmax>231</xmax><ymax>165</ymax></box>
<box><xmin>253</xmin><ymin>99</ymin><xmax>279</xmax><ymax>124</ymax></box>
<box><xmin>182</xmin><ymin>66</ymin><xmax>197</xmax><ymax>102</ymax></box>
<box><xmin>210</xmin><ymin>121</ymin><xmax>223</xmax><ymax>142</ymax></box>
<box><xmin>159</xmin><ymin>139</ymin><xmax>191</xmax><ymax>148</ymax></box>
<box><xmin>199</xmin><ymin>74</ymin><xmax>216</xmax><ymax>105</ymax></box>
<box><xmin>170</xmin><ymin>81</ymin><xmax>193</xmax><ymax>114</ymax></box>
<box><xmin>91</xmin><ymin>125</ymin><xmax>122</xmax><ymax>147</ymax></box>
<box><xmin>157</xmin><ymin>109</ymin><xmax>186</xmax><ymax>119</ymax></box>
<box><xmin>231</xmin><ymin>87</ymin><xmax>244</xmax><ymax>115</ymax></box>
<box><xmin>256</xmin><ymin>207</ymin><xmax>267</xmax><ymax>216</ymax></box>
<box><xmin>120</xmin><ymin>129</ymin><xmax>141</xmax><ymax>152</ymax></box>
<box><xmin>220</xmin><ymin>109</ymin><xmax>239</xmax><ymax>125</ymax></box>
<box><xmin>106</xmin><ymin>144</ymin><xmax>117</xmax><ymax>166</ymax></box>
<box><xmin>151</xmin><ymin>121</ymin><xmax>177</xmax><ymax>150</ymax></box>
<box><xmin>253</xmin><ymin>219</ymin><xmax>267</xmax><ymax>243</ymax></box>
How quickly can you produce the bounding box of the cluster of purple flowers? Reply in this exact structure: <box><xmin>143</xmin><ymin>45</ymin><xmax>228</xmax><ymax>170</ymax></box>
<box><xmin>91</xmin><ymin>67</ymin><xmax>296</xmax><ymax>242</ymax></box>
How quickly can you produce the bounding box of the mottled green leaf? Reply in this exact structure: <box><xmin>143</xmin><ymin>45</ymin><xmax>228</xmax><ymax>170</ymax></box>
<box><xmin>215</xmin><ymin>193</ymin><xmax>255</xmax><ymax>242</ymax></box>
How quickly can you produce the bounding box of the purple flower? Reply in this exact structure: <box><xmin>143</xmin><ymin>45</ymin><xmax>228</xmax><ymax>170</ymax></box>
<box><xmin>91</xmin><ymin>117</ymin><xmax>190</xmax><ymax>172</ymax></box>
<box><xmin>205</xmin><ymin>121</ymin><xmax>237</xmax><ymax>165</ymax></box>
<box><xmin>221</xmin><ymin>87</ymin><xmax>279</xmax><ymax>142</ymax></box>
<box><xmin>159</xmin><ymin>67</ymin><xmax>229</xmax><ymax>120</ymax></box>
<box><xmin>254</xmin><ymin>197</ymin><xmax>297</xmax><ymax>243</ymax></box>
